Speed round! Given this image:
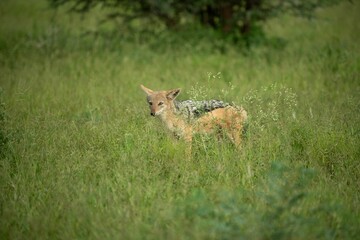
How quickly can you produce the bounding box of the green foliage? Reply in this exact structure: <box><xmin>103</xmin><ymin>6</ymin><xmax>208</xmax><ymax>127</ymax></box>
<box><xmin>0</xmin><ymin>0</ymin><xmax>359</xmax><ymax>239</ymax></box>
<box><xmin>0</xmin><ymin>88</ymin><xmax>8</xmax><ymax>159</ymax></box>
<box><xmin>164</xmin><ymin>163</ymin><xmax>355</xmax><ymax>239</ymax></box>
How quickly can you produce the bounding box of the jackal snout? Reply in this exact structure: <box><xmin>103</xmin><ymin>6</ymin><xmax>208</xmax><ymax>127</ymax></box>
<box><xmin>148</xmin><ymin>99</ymin><xmax>166</xmax><ymax>116</ymax></box>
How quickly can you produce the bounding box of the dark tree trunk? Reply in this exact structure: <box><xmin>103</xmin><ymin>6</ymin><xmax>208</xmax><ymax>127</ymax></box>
<box><xmin>240</xmin><ymin>0</ymin><xmax>262</xmax><ymax>35</ymax></box>
<box><xmin>200</xmin><ymin>5</ymin><xmax>217</xmax><ymax>29</ymax></box>
<box><xmin>219</xmin><ymin>3</ymin><xmax>234</xmax><ymax>33</ymax></box>
<box><xmin>199</xmin><ymin>3</ymin><xmax>235</xmax><ymax>33</ymax></box>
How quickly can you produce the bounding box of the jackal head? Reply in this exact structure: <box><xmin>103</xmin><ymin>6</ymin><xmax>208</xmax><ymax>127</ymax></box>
<box><xmin>140</xmin><ymin>85</ymin><xmax>181</xmax><ymax>116</ymax></box>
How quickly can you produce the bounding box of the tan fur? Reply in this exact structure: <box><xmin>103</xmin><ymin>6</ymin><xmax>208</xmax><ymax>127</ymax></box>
<box><xmin>140</xmin><ymin>85</ymin><xmax>247</xmax><ymax>155</ymax></box>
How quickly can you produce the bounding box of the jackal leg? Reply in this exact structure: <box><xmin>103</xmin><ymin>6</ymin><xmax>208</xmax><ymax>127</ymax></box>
<box><xmin>226</xmin><ymin>130</ymin><xmax>242</xmax><ymax>149</ymax></box>
<box><xmin>183</xmin><ymin>127</ymin><xmax>193</xmax><ymax>157</ymax></box>
<box><xmin>226</xmin><ymin>119</ymin><xmax>245</xmax><ymax>149</ymax></box>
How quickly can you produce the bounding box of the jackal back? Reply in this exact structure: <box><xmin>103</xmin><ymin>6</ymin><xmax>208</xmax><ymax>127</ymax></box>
<box><xmin>174</xmin><ymin>100</ymin><xmax>232</xmax><ymax>122</ymax></box>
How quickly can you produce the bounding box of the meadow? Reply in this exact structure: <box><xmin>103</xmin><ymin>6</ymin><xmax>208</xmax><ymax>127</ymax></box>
<box><xmin>0</xmin><ymin>0</ymin><xmax>359</xmax><ymax>239</ymax></box>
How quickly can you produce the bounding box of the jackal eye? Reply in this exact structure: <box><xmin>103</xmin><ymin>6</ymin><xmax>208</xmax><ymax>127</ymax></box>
<box><xmin>148</xmin><ymin>102</ymin><xmax>153</xmax><ymax>105</ymax></box>
<box><xmin>158</xmin><ymin>101</ymin><xmax>164</xmax><ymax>106</ymax></box>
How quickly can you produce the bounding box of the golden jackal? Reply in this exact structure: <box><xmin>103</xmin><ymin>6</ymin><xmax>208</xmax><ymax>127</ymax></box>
<box><xmin>140</xmin><ymin>85</ymin><xmax>247</xmax><ymax>153</ymax></box>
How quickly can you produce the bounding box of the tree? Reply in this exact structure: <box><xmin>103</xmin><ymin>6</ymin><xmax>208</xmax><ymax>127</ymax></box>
<box><xmin>49</xmin><ymin>0</ymin><xmax>342</xmax><ymax>44</ymax></box>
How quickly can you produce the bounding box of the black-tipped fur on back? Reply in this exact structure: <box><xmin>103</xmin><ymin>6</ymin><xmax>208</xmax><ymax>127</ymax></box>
<box><xmin>174</xmin><ymin>100</ymin><xmax>232</xmax><ymax>122</ymax></box>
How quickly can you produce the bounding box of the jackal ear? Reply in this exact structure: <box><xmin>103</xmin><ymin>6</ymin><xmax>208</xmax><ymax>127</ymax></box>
<box><xmin>166</xmin><ymin>88</ymin><xmax>181</xmax><ymax>100</ymax></box>
<box><xmin>140</xmin><ymin>85</ymin><xmax>154</xmax><ymax>95</ymax></box>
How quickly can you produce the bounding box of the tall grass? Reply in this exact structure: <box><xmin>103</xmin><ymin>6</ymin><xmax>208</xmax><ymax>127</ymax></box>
<box><xmin>0</xmin><ymin>0</ymin><xmax>359</xmax><ymax>239</ymax></box>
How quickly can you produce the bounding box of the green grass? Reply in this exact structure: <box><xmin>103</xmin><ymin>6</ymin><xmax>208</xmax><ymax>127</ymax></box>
<box><xmin>0</xmin><ymin>0</ymin><xmax>359</xmax><ymax>239</ymax></box>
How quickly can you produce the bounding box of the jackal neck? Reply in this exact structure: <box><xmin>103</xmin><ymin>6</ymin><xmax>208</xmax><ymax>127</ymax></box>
<box><xmin>159</xmin><ymin>103</ymin><xmax>188</xmax><ymax>137</ymax></box>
